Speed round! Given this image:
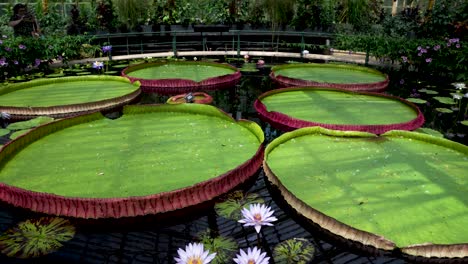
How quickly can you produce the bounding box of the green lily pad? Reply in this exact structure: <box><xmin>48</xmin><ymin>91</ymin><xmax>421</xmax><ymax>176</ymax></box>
<box><xmin>112</xmin><ymin>64</ymin><xmax>129</xmax><ymax>69</ymax></box>
<box><xmin>46</xmin><ymin>73</ymin><xmax>65</xmax><ymax>78</ymax></box>
<box><xmin>214</xmin><ymin>191</ymin><xmax>264</xmax><ymax>221</ymax></box>
<box><xmin>10</xmin><ymin>129</ymin><xmax>32</xmax><ymax>140</ymax></box>
<box><xmin>418</xmin><ymin>89</ymin><xmax>438</xmax><ymax>95</ymax></box>
<box><xmin>7</xmin><ymin>116</ymin><xmax>55</xmax><ymax>130</ymax></box>
<box><xmin>104</xmin><ymin>71</ymin><xmax>118</xmax><ymax>75</ymax></box>
<box><xmin>461</xmin><ymin>120</ymin><xmax>468</xmax><ymax>126</ymax></box>
<box><xmin>435</xmin><ymin>108</ymin><xmax>453</xmax><ymax>114</ymax></box>
<box><xmin>274</xmin><ymin>238</ymin><xmax>315</xmax><ymax>264</ymax></box>
<box><xmin>68</xmin><ymin>68</ymin><xmax>86</xmax><ymax>73</ymax></box>
<box><xmin>406</xmin><ymin>98</ymin><xmax>427</xmax><ymax>104</ymax></box>
<box><xmin>414</xmin><ymin>128</ymin><xmax>444</xmax><ymax>138</ymax></box>
<box><xmin>433</xmin><ymin>97</ymin><xmax>456</xmax><ymax>105</ymax></box>
<box><xmin>75</xmin><ymin>72</ymin><xmax>92</xmax><ymax>76</ymax></box>
<box><xmin>0</xmin><ymin>128</ymin><xmax>10</xmax><ymax>137</ymax></box>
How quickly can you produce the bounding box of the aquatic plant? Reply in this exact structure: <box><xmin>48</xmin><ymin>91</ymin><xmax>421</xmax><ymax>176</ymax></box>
<box><xmin>200</xmin><ymin>231</ymin><xmax>237</xmax><ymax>264</ymax></box>
<box><xmin>214</xmin><ymin>191</ymin><xmax>264</xmax><ymax>221</ymax></box>
<box><xmin>0</xmin><ymin>217</ymin><xmax>75</xmax><ymax>259</ymax></box>
<box><xmin>273</xmin><ymin>238</ymin><xmax>315</xmax><ymax>264</ymax></box>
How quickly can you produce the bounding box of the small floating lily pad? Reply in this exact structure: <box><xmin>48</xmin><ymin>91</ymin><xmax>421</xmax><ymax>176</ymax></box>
<box><xmin>418</xmin><ymin>89</ymin><xmax>438</xmax><ymax>95</ymax></box>
<box><xmin>46</xmin><ymin>73</ymin><xmax>65</xmax><ymax>78</ymax></box>
<box><xmin>435</xmin><ymin>108</ymin><xmax>453</xmax><ymax>114</ymax></box>
<box><xmin>0</xmin><ymin>128</ymin><xmax>9</xmax><ymax>137</ymax></box>
<box><xmin>7</xmin><ymin>116</ymin><xmax>55</xmax><ymax>130</ymax></box>
<box><xmin>10</xmin><ymin>129</ymin><xmax>32</xmax><ymax>140</ymax></box>
<box><xmin>433</xmin><ymin>97</ymin><xmax>456</xmax><ymax>105</ymax></box>
<box><xmin>461</xmin><ymin>120</ymin><xmax>468</xmax><ymax>126</ymax></box>
<box><xmin>104</xmin><ymin>71</ymin><xmax>118</xmax><ymax>75</ymax></box>
<box><xmin>406</xmin><ymin>98</ymin><xmax>427</xmax><ymax>104</ymax></box>
<box><xmin>75</xmin><ymin>72</ymin><xmax>92</xmax><ymax>76</ymax></box>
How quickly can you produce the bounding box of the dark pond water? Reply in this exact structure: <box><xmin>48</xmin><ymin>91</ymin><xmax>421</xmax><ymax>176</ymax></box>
<box><xmin>0</xmin><ymin>59</ymin><xmax>464</xmax><ymax>264</ymax></box>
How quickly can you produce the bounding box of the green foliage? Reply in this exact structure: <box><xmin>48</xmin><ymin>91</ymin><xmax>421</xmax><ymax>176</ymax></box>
<box><xmin>291</xmin><ymin>0</ymin><xmax>337</xmax><ymax>30</ymax></box>
<box><xmin>337</xmin><ymin>0</ymin><xmax>383</xmax><ymax>32</ymax></box>
<box><xmin>214</xmin><ymin>190</ymin><xmax>264</xmax><ymax>220</ymax></box>
<box><xmin>0</xmin><ymin>217</ymin><xmax>75</xmax><ymax>259</ymax></box>
<box><xmin>0</xmin><ymin>34</ymin><xmax>99</xmax><ymax>79</ymax></box>
<box><xmin>419</xmin><ymin>0</ymin><xmax>468</xmax><ymax>39</ymax></box>
<box><xmin>273</xmin><ymin>238</ymin><xmax>315</xmax><ymax>264</ymax></box>
<box><xmin>7</xmin><ymin>116</ymin><xmax>55</xmax><ymax>131</ymax></box>
<box><xmin>0</xmin><ymin>128</ymin><xmax>9</xmax><ymax>137</ymax></box>
<box><xmin>113</xmin><ymin>0</ymin><xmax>151</xmax><ymax>30</ymax></box>
<box><xmin>199</xmin><ymin>230</ymin><xmax>237</xmax><ymax>264</ymax></box>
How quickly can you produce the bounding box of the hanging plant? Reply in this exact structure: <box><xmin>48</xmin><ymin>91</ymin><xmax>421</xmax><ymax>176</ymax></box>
<box><xmin>0</xmin><ymin>217</ymin><xmax>76</xmax><ymax>259</ymax></box>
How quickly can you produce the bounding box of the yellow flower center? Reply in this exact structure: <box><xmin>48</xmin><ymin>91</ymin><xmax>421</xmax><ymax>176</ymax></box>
<box><xmin>253</xmin><ymin>213</ymin><xmax>262</xmax><ymax>221</ymax></box>
<box><xmin>248</xmin><ymin>260</ymin><xmax>256</xmax><ymax>264</ymax></box>
<box><xmin>187</xmin><ymin>257</ymin><xmax>202</xmax><ymax>264</ymax></box>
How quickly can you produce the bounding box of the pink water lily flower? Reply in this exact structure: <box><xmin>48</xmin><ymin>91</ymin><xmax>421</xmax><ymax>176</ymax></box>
<box><xmin>233</xmin><ymin>247</ymin><xmax>270</xmax><ymax>264</ymax></box>
<box><xmin>238</xmin><ymin>203</ymin><xmax>277</xmax><ymax>233</ymax></box>
<box><xmin>174</xmin><ymin>242</ymin><xmax>216</xmax><ymax>264</ymax></box>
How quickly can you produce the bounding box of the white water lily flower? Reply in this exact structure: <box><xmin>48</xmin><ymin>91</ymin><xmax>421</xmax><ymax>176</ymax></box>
<box><xmin>452</xmin><ymin>83</ymin><xmax>466</xmax><ymax>90</ymax></box>
<box><xmin>238</xmin><ymin>203</ymin><xmax>277</xmax><ymax>233</ymax></box>
<box><xmin>0</xmin><ymin>111</ymin><xmax>10</xmax><ymax>119</ymax></box>
<box><xmin>453</xmin><ymin>93</ymin><xmax>463</xmax><ymax>100</ymax></box>
<box><xmin>174</xmin><ymin>242</ymin><xmax>216</xmax><ymax>264</ymax></box>
<box><xmin>233</xmin><ymin>247</ymin><xmax>270</xmax><ymax>264</ymax></box>
<box><xmin>302</xmin><ymin>50</ymin><xmax>309</xmax><ymax>55</ymax></box>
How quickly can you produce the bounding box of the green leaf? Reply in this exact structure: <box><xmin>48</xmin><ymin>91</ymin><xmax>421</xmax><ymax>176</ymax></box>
<box><xmin>7</xmin><ymin>116</ymin><xmax>55</xmax><ymax>130</ymax></box>
<box><xmin>214</xmin><ymin>191</ymin><xmax>264</xmax><ymax>221</ymax></box>
<box><xmin>433</xmin><ymin>97</ymin><xmax>456</xmax><ymax>105</ymax></box>
<box><xmin>0</xmin><ymin>128</ymin><xmax>10</xmax><ymax>137</ymax></box>
<box><xmin>461</xmin><ymin>120</ymin><xmax>468</xmax><ymax>126</ymax></box>
<box><xmin>199</xmin><ymin>231</ymin><xmax>237</xmax><ymax>264</ymax></box>
<box><xmin>273</xmin><ymin>238</ymin><xmax>315</xmax><ymax>264</ymax></box>
<box><xmin>0</xmin><ymin>217</ymin><xmax>75</xmax><ymax>259</ymax></box>
<box><xmin>10</xmin><ymin>129</ymin><xmax>32</xmax><ymax>140</ymax></box>
<box><xmin>414</xmin><ymin>128</ymin><xmax>444</xmax><ymax>138</ymax></box>
<box><xmin>406</xmin><ymin>98</ymin><xmax>427</xmax><ymax>104</ymax></box>
<box><xmin>435</xmin><ymin>108</ymin><xmax>453</xmax><ymax>114</ymax></box>
<box><xmin>418</xmin><ymin>89</ymin><xmax>438</xmax><ymax>95</ymax></box>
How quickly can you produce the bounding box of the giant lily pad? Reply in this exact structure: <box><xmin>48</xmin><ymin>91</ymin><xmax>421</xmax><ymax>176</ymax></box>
<box><xmin>0</xmin><ymin>76</ymin><xmax>141</xmax><ymax>120</ymax></box>
<box><xmin>0</xmin><ymin>104</ymin><xmax>264</xmax><ymax>219</ymax></box>
<box><xmin>255</xmin><ymin>87</ymin><xmax>424</xmax><ymax>134</ymax></box>
<box><xmin>270</xmin><ymin>63</ymin><xmax>388</xmax><ymax>92</ymax></box>
<box><xmin>122</xmin><ymin>61</ymin><xmax>241</xmax><ymax>94</ymax></box>
<box><xmin>264</xmin><ymin>127</ymin><xmax>467</xmax><ymax>260</ymax></box>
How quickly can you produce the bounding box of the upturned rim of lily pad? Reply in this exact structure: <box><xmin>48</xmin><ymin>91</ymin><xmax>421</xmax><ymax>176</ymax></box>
<box><xmin>0</xmin><ymin>104</ymin><xmax>264</xmax><ymax>219</ymax></box>
<box><xmin>121</xmin><ymin>61</ymin><xmax>241</xmax><ymax>95</ymax></box>
<box><xmin>270</xmin><ymin>63</ymin><xmax>389</xmax><ymax>92</ymax></box>
<box><xmin>263</xmin><ymin>126</ymin><xmax>468</xmax><ymax>261</ymax></box>
<box><xmin>254</xmin><ymin>86</ymin><xmax>425</xmax><ymax>134</ymax></box>
<box><xmin>0</xmin><ymin>76</ymin><xmax>141</xmax><ymax>120</ymax></box>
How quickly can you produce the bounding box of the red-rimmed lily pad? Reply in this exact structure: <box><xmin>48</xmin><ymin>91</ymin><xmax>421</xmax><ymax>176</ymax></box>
<box><xmin>0</xmin><ymin>104</ymin><xmax>264</xmax><ymax>219</ymax></box>
<box><xmin>264</xmin><ymin>126</ymin><xmax>468</xmax><ymax>260</ymax></box>
<box><xmin>122</xmin><ymin>61</ymin><xmax>241</xmax><ymax>95</ymax></box>
<box><xmin>270</xmin><ymin>63</ymin><xmax>389</xmax><ymax>92</ymax></box>
<box><xmin>0</xmin><ymin>76</ymin><xmax>141</xmax><ymax>120</ymax></box>
<box><xmin>254</xmin><ymin>87</ymin><xmax>424</xmax><ymax>134</ymax></box>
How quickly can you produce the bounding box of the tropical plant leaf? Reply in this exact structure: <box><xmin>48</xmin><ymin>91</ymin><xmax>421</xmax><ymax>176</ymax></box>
<box><xmin>7</xmin><ymin>116</ymin><xmax>55</xmax><ymax>130</ymax></box>
<box><xmin>433</xmin><ymin>97</ymin><xmax>456</xmax><ymax>105</ymax></box>
<box><xmin>0</xmin><ymin>217</ymin><xmax>75</xmax><ymax>259</ymax></box>
<box><xmin>414</xmin><ymin>128</ymin><xmax>444</xmax><ymax>138</ymax></box>
<box><xmin>406</xmin><ymin>98</ymin><xmax>427</xmax><ymax>104</ymax></box>
<box><xmin>418</xmin><ymin>88</ymin><xmax>438</xmax><ymax>95</ymax></box>
<box><xmin>273</xmin><ymin>238</ymin><xmax>315</xmax><ymax>264</ymax></box>
<box><xmin>10</xmin><ymin>129</ymin><xmax>32</xmax><ymax>140</ymax></box>
<box><xmin>214</xmin><ymin>191</ymin><xmax>264</xmax><ymax>221</ymax></box>
<box><xmin>435</xmin><ymin>108</ymin><xmax>453</xmax><ymax>114</ymax></box>
<box><xmin>199</xmin><ymin>230</ymin><xmax>237</xmax><ymax>264</ymax></box>
<box><xmin>0</xmin><ymin>128</ymin><xmax>10</xmax><ymax>137</ymax></box>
